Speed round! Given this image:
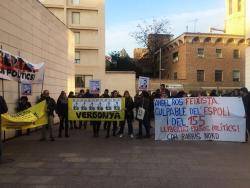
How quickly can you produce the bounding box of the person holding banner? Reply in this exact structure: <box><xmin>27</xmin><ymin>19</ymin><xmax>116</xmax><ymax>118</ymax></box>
<box><xmin>92</xmin><ymin>94</ymin><xmax>101</xmax><ymax>137</ymax></box>
<box><xmin>0</xmin><ymin>95</ymin><xmax>8</xmax><ymax>115</ymax></box>
<box><xmin>77</xmin><ymin>89</ymin><xmax>86</xmax><ymax>130</ymax></box>
<box><xmin>101</xmin><ymin>89</ymin><xmax>111</xmax><ymax>130</ymax></box>
<box><xmin>39</xmin><ymin>90</ymin><xmax>56</xmax><ymax>142</ymax></box>
<box><xmin>106</xmin><ymin>90</ymin><xmax>119</xmax><ymax>138</ymax></box>
<box><xmin>56</xmin><ymin>91</ymin><xmax>69</xmax><ymax>138</ymax></box>
<box><xmin>118</xmin><ymin>91</ymin><xmax>134</xmax><ymax>138</ymax></box>
<box><xmin>16</xmin><ymin>96</ymin><xmax>32</xmax><ymax>135</ymax></box>
<box><xmin>0</xmin><ymin>95</ymin><xmax>8</xmax><ymax>161</ymax></box>
<box><xmin>68</xmin><ymin>92</ymin><xmax>77</xmax><ymax>129</ymax></box>
<box><xmin>240</xmin><ymin>87</ymin><xmax>250</xmax><ymax>142</ymax></box>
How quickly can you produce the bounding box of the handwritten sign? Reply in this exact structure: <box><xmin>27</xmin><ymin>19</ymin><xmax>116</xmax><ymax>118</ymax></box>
<box><xmin>154</xmin><ymin>97</ymin><xmax>246</xmax><ymax>142</ymax></box>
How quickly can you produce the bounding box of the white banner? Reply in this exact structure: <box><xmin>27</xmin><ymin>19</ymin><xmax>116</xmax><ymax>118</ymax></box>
<box><xmin>154</xmin><ymin>97</ymin><xmax>246</xmax><ymax>142</ymax></box>
<box><xmin>0</xmin><ymin>49</ymin><xmax>44</xmax><ymax>83</ymax></box>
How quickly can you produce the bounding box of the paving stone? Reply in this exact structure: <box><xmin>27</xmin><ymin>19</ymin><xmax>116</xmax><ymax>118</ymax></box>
<box><xmin>1</xmin><ymin>124</ymin><xmax>250</xmax><ymax>187</ymax></box>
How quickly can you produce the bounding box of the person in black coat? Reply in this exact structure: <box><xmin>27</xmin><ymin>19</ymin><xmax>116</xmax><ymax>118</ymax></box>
<box><xmin>56</xmin><ymin>91</ymin><xmax>69</xmax><ymax>138</ymax></box>
<box><xmin>137</xmin><ymin>91</ymin><xmax>151</xmax><ymax>139</ymax></box>
<box><xmin>106</xmin><ymin>90</ymin><xmax>119</xmax><ymax>138</ymax></box>
<box><xmin>118</xmin><ymin>91</ymin><xmax>134</xmax><ymax>138</ymax></box>
<box><xmin>40</xmin><ymin>90</ymin><xmax>56</xmax><ymax>141</ymax></box>
<box><xmin>17</xmin><ymin>96</ymin><xmax>32</xmax><ymax>135</ymax></box>
<box><xmin>68</xmin><ymin>91</ymin><xmax>78</xmax><ymax>129</ymax></box>
<box><xmin>17</xmin><ymin>96</ymin><xmax>31</xmax><ymax>112</ymax></box>
<box><xmin>92</xmin><ymin>94</ymin><xmax>101</xmax><ymax>137</ymax></box>
<box><xmin>240</xmin><ymin>87</ymin><xmax>250</xmax><ymax>142</ymax></box>
<box><xmin>101</xmin><ymin>89</ymin><xmax>110</xmax><ymax>130</ymax></box>
<box><xmin>0</xmin><ymin>95</ymin><xmax>8</xmax><ymax>115</ymax></box>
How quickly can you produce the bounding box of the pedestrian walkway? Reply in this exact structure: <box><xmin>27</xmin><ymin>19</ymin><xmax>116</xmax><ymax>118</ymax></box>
<box><xmin>1</xmin><ymin>125</ymin><xmax>250</xmax><ymax>188</ymax></box>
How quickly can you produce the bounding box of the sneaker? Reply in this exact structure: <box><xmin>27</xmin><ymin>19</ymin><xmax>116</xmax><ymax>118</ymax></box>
<box><xmin>119</xmin><ymin>134</ymin><xmax>123</xmax><ymax>138</ymax></box>
<box><xmin>130</xmin><ymin>134</ymin><xmax>134</xmax><ymax>139</ymax></box>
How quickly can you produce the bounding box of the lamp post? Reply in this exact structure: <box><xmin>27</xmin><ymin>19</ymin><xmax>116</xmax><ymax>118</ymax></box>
<box><xmin>155</xmin><ymin>48</ymin><xmax>164</xmax><ymax>85</ymax></box>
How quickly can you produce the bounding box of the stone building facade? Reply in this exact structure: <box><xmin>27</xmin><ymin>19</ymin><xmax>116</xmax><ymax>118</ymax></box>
<box><xmin>161</xmin><ymin>33</ymin><xmax>247</xmax><ymax>90</ymax></box>
<box><xmin>0</xmin><ymin>0</ymin><xmax>75</xmax><ymax>139</ymax></box>
<box><xmin>40</xmin><ymin>0</ymin><xmax>136</xmax><ymax>95</ymax></box>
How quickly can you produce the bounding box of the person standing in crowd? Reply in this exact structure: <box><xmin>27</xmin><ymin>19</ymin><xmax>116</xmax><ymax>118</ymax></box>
<box><xmin>160</xmin><ymin>84</ymin><xmax>170</xmax><ymax>98</ymax></box>
<box><xmin>56</xmin><ymin>91</ymin><xmax>69</xmax><ymax>138</ymax></box>
<box><xmin>210</xmin><ymin>89</ymin><xmax>217</xmax><ymax>97</ymax></box>
<box><xmin>40</xmin><ymin>90</ymin><xmax>56</xmax><ymax>142</ymax></box>
<box><xmin>101</xmin><ymin>89</ymin><xmax>110</xmax><ymax>130</ymax></box>
<box><xmin>137</xmin><ymin>91</ymin><xmax>151</xmax><ymax>139</ymax></box>
<box><xmin>17</xmin><ymin>96</ymin><xmax>32</xmax><ymax>135</ymax></box>
<box><xmin>93</xmin><ymin>94</ymin><xmax>101</xmax><ymax>137</ymax></box>
<box><xmin>77</xmin><ymin>89</ymin><xmax>85</xmax><ymax>129</ymax></box>
<box><xmin>0</xmin><ymin>95</ymin><xmax>8</xmax><ymax>158</ymax></box>
<box><xmin>17</xmin><ymin>96</ymin><xmax>31</xmax><ymax>112</ymax></box>
<box><xmin>106</xmin><ymin>90</ymin><xmax>119</xmax><ymax>138</ymax></box>
<box><xmin>118</xmin><ymin>91</ymin><xmax>134</xmax><ymax>138</ymax></box>
<box><xmin>240</xmin><ymin>87</ymin><xmax>250</xmax><ymax>142</ymax></box>
<box><xmin>82</xmin><ymin>89</ymin><xmax>93</xmax><ymax>130</ymax></box>
<box><xmin>68</xmin><ymin>91</ymin><xmax>77</xmax><ymax>129</ymax></box>
<box><xmin>0</xmin><ymin>95</ymin><xmax>8</xmax><ymax>115</ymax></box>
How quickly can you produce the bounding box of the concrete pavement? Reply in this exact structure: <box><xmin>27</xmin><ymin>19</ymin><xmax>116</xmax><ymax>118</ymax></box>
<box><xmin>1</xmin><ymin>124</ymin><xmax>250</xmax><ymax>188</ymax></box>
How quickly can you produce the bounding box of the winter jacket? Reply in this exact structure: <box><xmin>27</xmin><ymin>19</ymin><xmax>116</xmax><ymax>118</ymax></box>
<box><xmin>0</xmin><ymin>96</ymin><xmax>8</xmax><ymax>114</ymax></box>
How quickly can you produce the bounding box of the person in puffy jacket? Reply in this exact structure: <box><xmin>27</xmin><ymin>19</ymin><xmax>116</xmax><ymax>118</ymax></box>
<box><xmin>118</xmin><ymin>91</ymin><xmax>134</xmax><ymax>138</ymax></box>
<box><xmin>56</xmin><ymin>91</ymin><xmax>69</xmax><ymax>138</ymax></box>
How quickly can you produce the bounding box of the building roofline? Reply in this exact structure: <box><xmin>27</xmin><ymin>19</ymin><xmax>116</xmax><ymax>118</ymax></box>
<box><xmin>36</xmin><ymin>0</ymin><xmax>71</xmax><ymax>31</ymax></box>
<box><xmin>163</xmin><ymin>32</ymin><xmax>245</xmax><ymax>48</ymax></box>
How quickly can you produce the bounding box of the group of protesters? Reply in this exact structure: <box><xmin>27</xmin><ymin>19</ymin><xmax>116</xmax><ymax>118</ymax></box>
<box><xmin>0</xmin><ymin>84</ymin><xmax>250</xmax><ymax>142</ymax></box>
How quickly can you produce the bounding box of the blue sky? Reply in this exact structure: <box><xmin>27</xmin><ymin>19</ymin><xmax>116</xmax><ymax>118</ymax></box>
<box><xmin>106</xmin><ymin>0</ymin><xmax>225</xmax><ymax>56</ymax></box>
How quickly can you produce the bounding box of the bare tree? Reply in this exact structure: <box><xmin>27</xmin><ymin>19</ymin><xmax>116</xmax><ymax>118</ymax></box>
<box><xmin>131</xmin><ymin>18</ymin><xmax>172</xmax><ymax>53</ymax></box>
<box><xmin>131</xmin><ymin>18</ymin><xmax>172</xmax><ymax>77</ymax></box>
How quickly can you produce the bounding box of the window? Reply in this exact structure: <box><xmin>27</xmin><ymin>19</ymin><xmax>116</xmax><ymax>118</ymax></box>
<box><xmin>238</xmin><ymin>0</ymin><xmax>242</xmax><ymax>12</ymax></box>
<box><xmin>173</xmin><ymin>52</ymin><xmax>179</xmax><ymax>63</ymax></box>
<box><xmin>233</xmin><ymin>70</ymin><xmax>240</xmax><ymax>82</ymax></box>
<box><xmin>215</xmin><ymin>70</ymin><xmax>223</xmax><ymax>82</ymax></box>
<box><xmin>72</xmin><ymin>0</ymin><xmax>80</xmax><ymax>5</ymax></box>
<box><xmin>174</xmin><ymin>72</ymin><xmax>178</xmax><ymax>80</ymax></box>
<box><xmin>75</xmin><ymin>75</ymin><xmax>93</xmax><ymax>88</ymax></box>
<box><xmin>233</xmin><ymin>49</ymin><xmax>240</xmax><ymax>59</ymax></box>
<box><xmin>72</xmin><ymin>12</ymin><xmax>80</xmax><ymax>24</ymax></box>
<box><xmin>197</xmin><ymin>70</ymin><xmax>205</xmax><ymax>82</ymax></box>
<box><xmin>229</xmin><ymin>0</ymin><xmax>233</xmax><ymax>15</ymax></box>
<box><xmin>74</xmin><ymin>32</ymin><xmax>80</xmax><ymax>44</ymax></box>
<box><xmin>75</xmin><ymin>51</ymin><xmax>80</xmax><ymax>64</ymax></box>
<box><xmin>197</xmin><ymin>48</ymin><xmax>205</xmax><ymax>58</ymax></box>
<box><xmin>216</xmin><ymin>49</ymin><xmax>223</xmax><ymax>58</ymax></box>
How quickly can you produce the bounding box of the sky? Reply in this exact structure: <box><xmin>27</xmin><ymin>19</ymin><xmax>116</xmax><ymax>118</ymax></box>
<box><xmin>106</xmin><ymin>0</ymin><xmax>225</xmax><ymax>57</ymax></box>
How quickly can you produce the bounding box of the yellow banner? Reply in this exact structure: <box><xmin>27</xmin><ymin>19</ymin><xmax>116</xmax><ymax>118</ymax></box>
<box><xmin>1</xmin><ymin>101</ymin><xmax>48</xmax><ymax>130</ymax></box>
<box><xmin>68</xmin><ymin>98</ymin><xmax>125</xmax><ymax>121</ymax></box>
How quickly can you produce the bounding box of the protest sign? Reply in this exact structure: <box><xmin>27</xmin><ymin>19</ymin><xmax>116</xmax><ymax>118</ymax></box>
<box><xmin>89</xmin><ymin>80</ymin><xmax>101</xmax><ymax>94</ymax></box>
<box><xmin>68</xmin><ymin>98</ymin><xmax>125</xmax><ymax>121</ymax></box>
<box><xmin>154</xmin><ymin>97</ymin><xmax>246</xmax><ymax>142</ymax></box>
<box><xmin>21</xmin><ymin>83</ymin><xmax>32</xmax><ymax>96</ymax></box>
<box><xmin>0</xmin><ymin>49</ymin><xmax>44</xmax><ymax>83</ymax></box>
<box><xmin>1</xmin><ymin>101</ymin><xmax>48</xmax><ymax>130</ymax></box>
<box><xmin>138</xmin><ymin>76</ymin><xmax>150</xmax><ymax>91</ymax></box>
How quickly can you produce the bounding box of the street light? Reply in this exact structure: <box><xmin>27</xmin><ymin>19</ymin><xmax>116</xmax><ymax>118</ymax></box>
<box><xmin>155</xmin><ymin>48</ymin><xmax>165</xmax><ymax>84</ymax></box>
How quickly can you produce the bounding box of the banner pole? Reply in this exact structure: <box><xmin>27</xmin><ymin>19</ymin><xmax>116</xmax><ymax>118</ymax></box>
<box><xmin>41</xmin><ymin>72</ymin><xmax>45</xmax><ymax>94</ymax></box>
<box><xmin>0</xmin><ymin>114</ymin><xmax>2</xmax><ymax>162</ymax></box>
<box><xmin>0</xmin><ymin>44</ymin><xmax>3</xmax><ymax>162</ymax></box>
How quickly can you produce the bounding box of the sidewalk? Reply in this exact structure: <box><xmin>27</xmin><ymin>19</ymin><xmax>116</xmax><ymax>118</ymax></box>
<box><xmin>1</xmin><ymin>124</ymin><xmax>250</xmax><ymax>188</ymax></box>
